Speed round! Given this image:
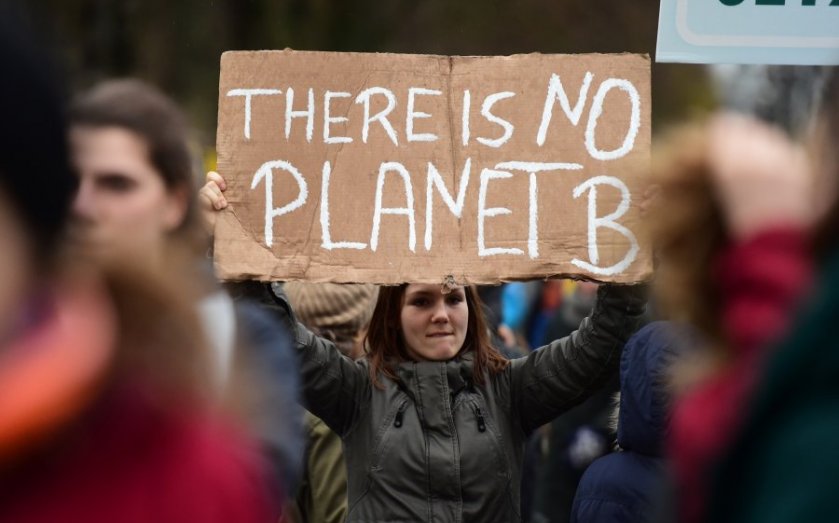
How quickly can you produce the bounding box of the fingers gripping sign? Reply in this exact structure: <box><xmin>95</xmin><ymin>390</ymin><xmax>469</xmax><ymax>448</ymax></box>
<box><xmin>199</xmin><ymin>171</ymin><xmax>229</xmax><ymax>236</ymax></box>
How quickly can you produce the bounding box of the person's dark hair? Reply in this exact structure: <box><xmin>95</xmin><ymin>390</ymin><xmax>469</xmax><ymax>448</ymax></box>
<box><xmin>812</xmin><ymin>68</ymin><xmax>839</xmax><ymax>257</ymax></box>
<box><xmin>0</xmin><ymin>16</ymin><xmax>75</xmax><ymax>262</ymax></box>
<box><xmin>68</xmin><ymin>79</ymin><xmax>197</xmax><ymax>234</ymax></box>
<box><xmin>365</xmin><ymin>284</ymin><xmax>509</xmax><ymax>388</ymax></box>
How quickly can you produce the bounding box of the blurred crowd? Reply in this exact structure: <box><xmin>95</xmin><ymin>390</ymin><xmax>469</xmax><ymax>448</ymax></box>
<box><xmin>2</xmin><ymin>5</ymin><xmax>839</xmax><ymax>523</ymax></box>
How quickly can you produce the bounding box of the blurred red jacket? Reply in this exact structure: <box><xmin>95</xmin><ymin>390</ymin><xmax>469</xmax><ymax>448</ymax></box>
<box><xmin>669</xmin><ymin>228</ymin><xmax>812</xmax><ymax>523</ymax></box>
<box><xmin>0</xmin><ymin>384</ymin><xmax>278</xmax><ymax>523</ymax></box>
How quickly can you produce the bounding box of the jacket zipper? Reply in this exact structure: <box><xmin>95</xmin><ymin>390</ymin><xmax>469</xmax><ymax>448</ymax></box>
<box><xmin>393</xmin><ymin>400</ymin><xmax>409</xmax><ymax>428</ymax></box>
<box><xmin>473</xmin><ymin>403</ymin><xmax>487</xmax><ymax>433</ymax></box>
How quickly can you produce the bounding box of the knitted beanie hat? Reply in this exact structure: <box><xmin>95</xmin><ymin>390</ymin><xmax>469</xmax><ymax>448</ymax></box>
<box><xmin>284</xmin><ymin>283</ymin><xmax>378</xmax><ymax>345</ymax></box>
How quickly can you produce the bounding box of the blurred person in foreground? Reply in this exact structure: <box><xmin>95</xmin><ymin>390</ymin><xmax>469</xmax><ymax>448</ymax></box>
<box><xmin>570</xmin><ymin>322</ymin><xmax>682</xmax><ymax>523</ymax></box>
<box><xmin>283</xmin><ymin>282</ymin><xmax>378</xmax><ymax>523</ymax></box>
<box><xmin>706</xmin><ymin>69</ymin><xmax>839</xmax><ymax>523</ymax></box>
<box><xmin>0</xmin><ymin>20</ymin><xmax>275</xmax><ymax>522</ymax></box>
<box><xmin>67</xmin><ymin>78</ymin><xmax>303</xmax><ymax>494</ymax></box>
<box><xmin>650</xmin><ymin>98</ymin><xmax>821</xmax><ymax>519</ymax></box>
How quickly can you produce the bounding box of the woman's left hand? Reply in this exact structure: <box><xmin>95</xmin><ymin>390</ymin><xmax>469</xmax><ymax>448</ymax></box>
<box><xmin>198</xmin><ymin>171</ymin><xmax>228</xmax><ymax>236</ymax></box>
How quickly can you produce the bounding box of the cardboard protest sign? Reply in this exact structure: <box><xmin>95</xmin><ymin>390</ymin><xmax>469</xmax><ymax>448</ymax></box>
<box><xmin>215</xmin><ymin>50</ymin><xmax>651</xmax><ymax>284</ymax></box>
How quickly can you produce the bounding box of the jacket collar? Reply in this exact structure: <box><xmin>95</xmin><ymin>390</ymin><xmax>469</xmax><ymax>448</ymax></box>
<box><xmin>394</xmin><ymin>352</ymin><xmax>475</xmax><ymax>405</ymax></box>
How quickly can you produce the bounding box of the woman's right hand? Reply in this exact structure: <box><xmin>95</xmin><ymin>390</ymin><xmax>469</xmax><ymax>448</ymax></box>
<box><xmin>198</xmin><ymin>171</ymin><xmax>228</xmax><ymax>237</ymax></box>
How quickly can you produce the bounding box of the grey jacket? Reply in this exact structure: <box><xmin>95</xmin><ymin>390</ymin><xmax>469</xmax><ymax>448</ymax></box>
<box><xmin>284</xmin><ymin>284</ymin><xmax>646</xmax><ymax>523</ymax></box>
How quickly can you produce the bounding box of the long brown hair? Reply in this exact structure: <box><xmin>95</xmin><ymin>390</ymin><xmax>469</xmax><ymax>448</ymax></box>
<box><xmin>649</xmin><ymin>124</ymin><xmax>728</xmax><ymax>350</ymax></box>
<box><xmin>647</xmin><ymin>123</ymin><xmax>730</xmax><ymax>389</ymax></box>
<box><xmin>365</xmin><ymin>284</ymin><xmax>509</xmax><ymax>388</ymax></box>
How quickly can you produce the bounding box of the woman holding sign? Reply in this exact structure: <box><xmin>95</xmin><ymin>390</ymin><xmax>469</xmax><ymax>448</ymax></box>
<box><xmin>203</xmin><ymin>175</ymin><xmax>646</xmax><ymax>522</ymax></box>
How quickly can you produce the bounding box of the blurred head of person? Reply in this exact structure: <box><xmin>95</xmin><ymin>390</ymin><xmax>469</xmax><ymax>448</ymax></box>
<box><xmin>0</xmin><ymin>26</ymin><xmax>280</xmax><ymax>522</ymax></box>
<box><xmin>648</xmin><ymin>75</ymin><xmax>838</xmax><ymax>387</ymax></box>
<box><xmin>0</xmin><ymin>19</ymin><xmax>120</xmax><ymax>459</ymax></box>
<box><xmin>0</xmin><ymin>33</ymin><xmax>213</xmax><ymax>459</ymax></box>
<box><xmin>68</xmin><ymin>79</ymin><xmax>199</xmax><ymax>264</ymax></box>
<box><xmin>647</xmin><ymin>123</ymin><xmax>730</xmax><ymax>362</ymax></box>
<box><xmin>0</xmin><ymin>17</ymin><xmax>75</xmax><ymax>347</ymax></box>
<box><xmin>651</xmin><ymin>70</ymin><xmax>839</xmax><ymax>341</ymax></box>
<box><xmin>365</xmin><ymin>283</ymin><xmax>508</xmax><ymax>388</ymax></box>
<box><xmin>284</xmin><ymin>282</ymin><xmax>378</xmax><ymax>360</ymax></box>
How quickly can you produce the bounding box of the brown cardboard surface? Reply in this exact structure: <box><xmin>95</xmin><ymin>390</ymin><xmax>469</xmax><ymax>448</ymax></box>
<box><xmin>215</xmin><ymin>50</ymin><xmax>651</xmax><ymax>284</ymax></box>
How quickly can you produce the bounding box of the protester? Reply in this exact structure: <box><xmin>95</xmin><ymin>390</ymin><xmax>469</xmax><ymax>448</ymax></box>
<box><xmin>650</xmin><ymin>110</ymin><xmax>816</xmax><ymax>523</ymax></box>
<box><xmin>67</xmin><ymin>79</ymin><xmax>303</xmax><ymax>493</ymax></box>
<box><xmin>570</xmin><ymin>322</ymin><xmax>682</xmax><ymax>523</ymax></box>
<box><xmin>283</xmin><ymin>282</ymin><xmax>378</xmax><ymax>523</ymax></box>
<box><xmin>498</xmin><ymin>282</ymin><xmax>541</xmax><ymax>350</ymax></box>
<box><xmin>0</xmin><ymin>20</ymin><xmax>276</xmax><ymax>521</ymax></box>
<box><xmin>706</xmin><ymin>69</ymin><xmax>839</xmax><ymax>523</ymax></box>
<box><xmin>202</xmin><ymin>176</ymin><xmax>648</xmax><ymax>521</ymax></box>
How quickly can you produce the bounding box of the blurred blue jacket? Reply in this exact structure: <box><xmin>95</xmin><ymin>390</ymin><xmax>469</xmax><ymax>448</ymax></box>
<box><xmin>571</xmin><ymin>322</ymin><xmax>679</xmax><ymax>523</ymax></box>
<box><xmin>235</xmin><ymin>300</ymin><xmax>304</xmax><ymax>493</ymax></box>
<box><xmin>501</xmin><ymin>282</ymin><xmax>539</xmax><ymax>331</ymax></box>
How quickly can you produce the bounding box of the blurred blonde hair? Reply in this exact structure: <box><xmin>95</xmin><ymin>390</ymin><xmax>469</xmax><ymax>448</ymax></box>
<box><xmin>647</xmin><ymin>123</ymin><xmax>729</xmax><ymax>389</ymax></box>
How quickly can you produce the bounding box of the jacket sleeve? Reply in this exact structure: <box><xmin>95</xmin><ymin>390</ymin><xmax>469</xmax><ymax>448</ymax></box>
<box><xmin>509</xmin><ymin>284</ymin><xmax>646</xmax><ymax>434</ymax></box>
<box><xmin>304</xmin><ymin>415</ymin><xmax>349</xmax><ymax>523</ymax></box>
<box><xmin>269</xmin><ymin>287</ymin><xmax>370</xmax><ymax>437</ymax></box>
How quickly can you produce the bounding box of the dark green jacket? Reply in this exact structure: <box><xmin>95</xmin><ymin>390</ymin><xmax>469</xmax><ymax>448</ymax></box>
<box><xmin>710</xmin><ymin>252</ymin><xmax>839</xmax><ymax>523</ymax></box>
<box><xmin>288</xmin><ymin>285</ymin><xmax>646</xmax><ymax>523</ymax></box>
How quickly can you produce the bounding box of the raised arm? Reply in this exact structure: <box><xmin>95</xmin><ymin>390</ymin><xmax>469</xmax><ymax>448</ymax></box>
<box><xmin>264</xmin><ymin>286</ymin><xmax>371</xmax><ymax>437</ymax></box>
<box><xmin>207</xmin><ymin>173</ymin><xmax>370</xmax><ymax>435</ymax></box>
<box><xmin>509</xmin><ymin>284</ymin><xmax>646</xmax><ymax>434</ymax></box>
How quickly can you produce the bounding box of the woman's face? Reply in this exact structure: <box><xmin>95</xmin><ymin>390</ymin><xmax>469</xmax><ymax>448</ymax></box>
<box><xmin>400</xmin><ymin>284</ymin><xmax>468</xmax><ymax>362</ymax></box>
<box><xmin>70</xmin><ymin>126</ymin><xmax>186</xmax><ymax>260</ymax></box>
